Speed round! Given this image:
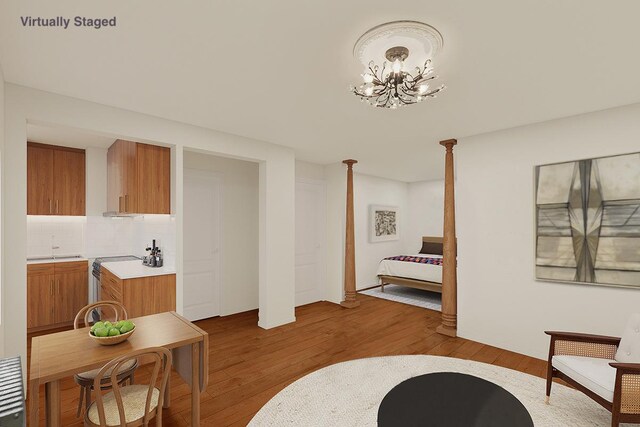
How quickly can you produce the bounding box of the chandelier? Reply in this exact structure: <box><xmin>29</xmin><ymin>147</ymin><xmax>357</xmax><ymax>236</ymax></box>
<box><xmin>351</xmin><ymin>21</ymin><xmax>446</xmax><ymax>109</ymax></box>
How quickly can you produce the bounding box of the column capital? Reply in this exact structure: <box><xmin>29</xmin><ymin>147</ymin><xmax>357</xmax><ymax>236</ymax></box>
<box><xmin>342</xmin><ymin>159</ymin><xmax>358</xmax><ymax>167</ymax></box>
<box><xmin>439</xmin><ymin>139</ymin><xmax>457</xmax><ymax>149</ymax></box>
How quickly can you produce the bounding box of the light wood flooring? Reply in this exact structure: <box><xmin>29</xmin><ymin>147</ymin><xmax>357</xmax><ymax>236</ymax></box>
<box><xmin>27</xmin><ymin>294</ymin><xmax>547</xmax><ymax>426</ymax></box>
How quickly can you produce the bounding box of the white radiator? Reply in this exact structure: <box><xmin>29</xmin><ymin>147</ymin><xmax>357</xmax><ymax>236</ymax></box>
<box><xmin>0</xmin><ymin>357</ymin><xmax>25</xmax><ymax>427</ymax></box>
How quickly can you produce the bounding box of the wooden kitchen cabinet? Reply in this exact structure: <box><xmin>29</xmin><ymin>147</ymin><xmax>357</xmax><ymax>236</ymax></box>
<box><xmin>26</xmin><ymin>264</ymin><xmax>55</xmax><ymax>329</ymax></box>
<box><xmin>27</xmin><ymin>261</ymin><xmax>88</xmax><ymax>332</ymax></box>
<box><xmin>107</xmin><ymin>139</ymin><xmax>170</xmax><ymax>214</ymax></box>
<box><xmin>27</xmin><ymin>142</ymin><xmax>86</xmax><ymax>216</ymax></box>
<box><xmin>53</xmin><ymin>147</ymin><xmax>86</xmax><ymax>215</ymax></box>
<box><xmin>54</xmin><ymin>261</ymin><xmax>90</xmax><ymax>325</ymax></box>
<box><xmin>101</xmin><ymin>268</ymin><xmax>176</xmax><ymax>318</ymax></box>
<box><xmin>27</xmin><ymin>144</ymin><xmax>55</xmax><ymax>215</ymax></box>
<box><xmin>136</xmin><ymin>142</ymin><xmax>171</xmax><ymax>214</ymax></box>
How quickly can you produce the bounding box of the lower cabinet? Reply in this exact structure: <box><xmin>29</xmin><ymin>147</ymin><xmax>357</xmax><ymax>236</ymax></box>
<box><xmin>101</xmin><ymin>268</ymin><xmax>176</xmax><ymax>319</ymax></box>
<box><xmin>27</xmin><ymin>261</ymin><xmax>89</xmax><ymax>332</ymax></box>
<box><xmin>26</xmin><ymin>264</ymin><xmax>55</xmax><ymax>330</ymax></box>
<box><xmin>55</xmin><ymin>262</ymin><xmax>90</xmax><ymax>325</ymax></box>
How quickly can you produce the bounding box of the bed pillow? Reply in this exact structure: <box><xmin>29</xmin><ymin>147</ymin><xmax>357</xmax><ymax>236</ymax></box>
<box><xmin>419</xmin><ymin>241</ymin><xmax>443</xmax><ymax>255</ymax></box>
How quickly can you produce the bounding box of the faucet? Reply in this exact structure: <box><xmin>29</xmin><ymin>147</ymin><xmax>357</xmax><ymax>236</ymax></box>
<box><xmin>51</xmin><ymin>234</ymin><xmax>60</xmax><ymax>259</ymax></box>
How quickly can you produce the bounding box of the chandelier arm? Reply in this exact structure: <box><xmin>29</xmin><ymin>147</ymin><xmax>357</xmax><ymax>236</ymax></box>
<box><xmin>380</xmin><ymin>89</ymin><xmax>392</xmax><ymax>107</ymax></box>
<box><xmin>398</xmin><ymin>91</ymin><xmax>413</xmax><ymax>104</ymax></box>
<box><xmin>368</xmin><ymin>67</ymin><xmax>385</xmax><ymax>86</ymax></box>
<box><xmin>423</xmin><ymin>86</ymin><xmax>444</xmax><ymax>97</ymax></box>
<box><xmin>415</xmin><ymin>74</ymin><xmax>437</xmax><ymax>83</ymax></box>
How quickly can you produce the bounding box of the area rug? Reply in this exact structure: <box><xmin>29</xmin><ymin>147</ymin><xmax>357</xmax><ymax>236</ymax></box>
<box><xmin>248</xmin><ymin>355</ymin><xmax>629</xmax><ymax>426</ymax></box>
<box><xmin>359</xmin><ymin>285</ymin><xmax>441</xmax><ymax>311</ymax></box>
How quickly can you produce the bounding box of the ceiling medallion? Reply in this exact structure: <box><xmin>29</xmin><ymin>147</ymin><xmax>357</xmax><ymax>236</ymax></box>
<box><xmin>350</xmin><ymin>21</ymin><xmax>446</xmax><ymax>109</ymax></box>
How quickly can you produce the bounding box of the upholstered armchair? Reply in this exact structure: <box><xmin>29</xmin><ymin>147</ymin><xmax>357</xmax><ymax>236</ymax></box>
<box><xmin>545</xmin><ymin>314</ymin><xmax>640</xmax><ymax>427</ymax></box>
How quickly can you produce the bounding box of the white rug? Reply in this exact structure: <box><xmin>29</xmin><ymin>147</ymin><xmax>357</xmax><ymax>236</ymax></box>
<box><xmin>249</xmin><ymin>355</ymin><xmax>630</xmax><ymax>426</ymax></box>
<box><xmin>359</xmin><ymin>285</ymin><xmax>442</xmax><ymax>311</ymax></box>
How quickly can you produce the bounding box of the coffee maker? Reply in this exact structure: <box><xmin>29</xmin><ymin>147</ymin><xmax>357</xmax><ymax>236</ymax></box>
<box><xmin>143</xmin><ymin>239</ymin><xmax>163</xmax><ymax>267</ymax></box>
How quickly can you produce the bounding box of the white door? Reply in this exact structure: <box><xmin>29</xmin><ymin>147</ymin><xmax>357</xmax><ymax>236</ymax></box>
<box><xmin>183</xmin><ymin>168</ymin><xmax>221</xmax><ymax>321</ymax></box>
<box><xmin>295</xmin><ymin>179</ymin><xmax>326</xmax><ymax>306</ymax></box>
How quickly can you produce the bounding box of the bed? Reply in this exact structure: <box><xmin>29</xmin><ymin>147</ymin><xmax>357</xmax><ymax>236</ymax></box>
<box><xmin>376</xmin><ymin>236</ymin><xmax>445</xmax><ymax>294</ymax></box>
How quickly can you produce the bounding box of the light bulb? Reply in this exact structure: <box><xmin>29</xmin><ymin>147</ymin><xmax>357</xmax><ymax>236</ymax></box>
<box><xmin>418</xmin><ymin>84</ymin><xmax>429</xmax><ymax>94</ymax></box>
<box><xmin>362</xmin><ymin>73</ymin><xmax>374</xmax><ymax>83</ymax></box>
<box><xmin>364</xmin><ymin>85</ymin><xmax>374</xmax><ymax>96</ymax></box>
<box><xmin>392</xmin><ymin>59</ymin><xmax>402</xmax><ymax>74</ymax></box>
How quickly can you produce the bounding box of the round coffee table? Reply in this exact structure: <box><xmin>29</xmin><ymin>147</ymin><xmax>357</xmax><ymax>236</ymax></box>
<box><xmin>378</xmin><ymin>372</ymin><xmax>534</xmax><ymax>426</ymax></box>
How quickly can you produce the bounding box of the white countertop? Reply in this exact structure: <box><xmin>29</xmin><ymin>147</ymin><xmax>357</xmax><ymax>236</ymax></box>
<box><xmin>27</xmin><ymin>256</ymin><xmax>88</xmax><ymax>265</ymax></box>
<box><xmin>101</xmin><ymin>260</ymin><xmax>176</xmax><ymax>280</ymax></box>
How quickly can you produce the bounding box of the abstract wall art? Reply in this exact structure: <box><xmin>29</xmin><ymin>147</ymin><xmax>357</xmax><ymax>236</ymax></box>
<box><xmin>535</xmin><ymin>152</ymin><xmax>640</xmax><ymax>288</ymax></box>
<box><xmin>370</xmin><ymin>205</ymin><xmax>400</xmax><ymax>243</ymax></box>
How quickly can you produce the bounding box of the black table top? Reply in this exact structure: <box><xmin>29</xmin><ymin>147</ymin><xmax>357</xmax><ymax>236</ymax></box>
<box><xmin>378</xmin><ymin>372</ymin><xmax>534</xmax><ymax>427</ymax></box>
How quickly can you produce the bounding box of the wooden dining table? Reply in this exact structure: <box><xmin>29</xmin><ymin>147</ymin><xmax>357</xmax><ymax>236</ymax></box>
<box><xmin>29</xmin><ymin>311</ymin><xmax>209</xmax><ymax>427</ymax></box>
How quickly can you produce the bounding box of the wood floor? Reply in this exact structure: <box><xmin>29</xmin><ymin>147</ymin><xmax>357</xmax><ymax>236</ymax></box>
<box><xmin>28</xmin><ymin>294</ymin><xmax>547</xmax><ymax>426</ymax></box>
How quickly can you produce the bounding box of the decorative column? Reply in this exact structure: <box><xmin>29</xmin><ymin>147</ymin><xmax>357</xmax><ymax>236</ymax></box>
<box><xmin>341</xmin><ymin>159</ymin><xmax>360</xmax><ymax>308</ymax></box>
<box><xmin>436</xmin><ymin>139</ymin><xmax>458</xmax><ymax>337</ymax></box>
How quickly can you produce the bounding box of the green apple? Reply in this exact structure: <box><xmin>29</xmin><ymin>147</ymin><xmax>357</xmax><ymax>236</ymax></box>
<box><xmin>91</xmin><ymin>321</ymin><xmax>104</xmax><ymax>332</ymax></box>
<box><xmin>108</xmin><ymin>327</ymin><xmax>121</xmax><ymax>336</ymax></box>
<box><xmin>94</xmin><ymin>327</ymin><xmax>109</xmax><ymax>338</ymax></box>
<box><xmin>120</xmin><ymin>321</ymin><xmax>135</xmax><ymax>333</ymax></box>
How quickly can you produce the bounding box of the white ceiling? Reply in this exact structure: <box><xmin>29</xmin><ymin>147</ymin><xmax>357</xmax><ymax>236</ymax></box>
<box><xmin>3</xmin><ymin>1</ymin><xmax>640</xmax><ymax>182</ymax></box>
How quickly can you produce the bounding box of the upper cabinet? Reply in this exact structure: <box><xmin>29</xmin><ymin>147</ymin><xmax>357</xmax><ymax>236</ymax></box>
<box><xmin>107</xmin><ymin>140</ymin><xmax>171</xmax><ymax>214</ymax></box>
<box><xmin>27</xmin><ymin>142</ymin><xmax>86</xmax><ymax>216</ymax></box>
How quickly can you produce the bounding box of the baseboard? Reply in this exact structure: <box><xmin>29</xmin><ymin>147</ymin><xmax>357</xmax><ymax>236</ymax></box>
<box><xmin>357</xmin><ymin>284</ymin><xmax>383</xmax><ymax>292</ymax></box>
<box><xmin>258</xmin><ymin>315</ymin><xmax>296</xmax><ymax>330</ymax></box>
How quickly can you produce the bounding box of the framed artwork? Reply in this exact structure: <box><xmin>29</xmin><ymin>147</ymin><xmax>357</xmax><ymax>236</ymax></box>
<box><xmin>535</xmin><ymin>152</ymin><xmax>640</xmax><ymax>288</ymax></box>
<box><xmin>370</xmin><ymin>205</ymin><xmax>399</xmax><ymax>243</ymax></box>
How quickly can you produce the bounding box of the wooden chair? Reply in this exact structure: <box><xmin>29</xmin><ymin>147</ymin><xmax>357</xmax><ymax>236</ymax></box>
<box><xmin>545</xmin><ymin>313</ymin><xmax>640</xmax><ymax>427</ymax></box>
<box><xmin>74</xmin><ymin>301</ymin><xmax>139</xmax><ymax>417</ymax></box>
<box><xmin>85</xmin><ymin>347</ymin><xmax>172</xmax><ymax>427</ymax></box>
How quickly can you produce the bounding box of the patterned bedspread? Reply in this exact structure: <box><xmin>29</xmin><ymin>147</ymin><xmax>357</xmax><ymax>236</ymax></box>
<box><xmin>383</xmin><ymin>255</ymin><xmax>443</xmax><ymax>266</ymax></box>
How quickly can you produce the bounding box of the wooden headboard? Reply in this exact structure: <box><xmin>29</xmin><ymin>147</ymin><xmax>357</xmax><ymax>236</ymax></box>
<box><xmin>420</xmin><ymin>236</ymin><xmax>443</xmax><ymax>255</ymax></box>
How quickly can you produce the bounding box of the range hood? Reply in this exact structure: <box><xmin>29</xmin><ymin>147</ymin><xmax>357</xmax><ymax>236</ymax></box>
<box><xmin>102</xmin><ymin>211</ymin><xmax>142</xmax><ymax>218</ymax></box>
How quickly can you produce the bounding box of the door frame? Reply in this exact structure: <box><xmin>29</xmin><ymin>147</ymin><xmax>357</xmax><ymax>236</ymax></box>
<box><xmin>295</xmin><ymin>177</ymin><xmax>327</xmax><ymax>306</ymax></box>
<box><xmin>183</xmin><ymin>167</ymin><xmax>223</xmax><ymax>320</ymax></box>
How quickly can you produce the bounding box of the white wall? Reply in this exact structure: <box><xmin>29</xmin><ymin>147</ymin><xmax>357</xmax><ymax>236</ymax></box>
<box><xmin>130</xmin><ymin>216</ymin><xmax>176</xmax><ymax>265</ymax></box>
<box><xmin>27</xmin><ymin>216</ymin><xmax>85</xmax><ymax>258</ymax></box>
<box><xmin>457</xmin><ymin>102</ymin><xmax>640</xmax><ymax>360</ymax></box>
<box><xmin>353</xmin><ymin>173</ymin><xmax>409</xmax><ymax>289</ymax></box>
<box><xmin>84</xmin><ymin>217</ymin><xmax>134</xmax><ymax>258</ymax></box>
<box><xmin>0</xmin><ymin>68</ymin><xmax>5</xmax><ymax>356</ymax></box>
<box><xmin>324</xmin><ymin>163</ymin><xmax>345</xmax><ymax>304</ymax></box>
<box><xmin>296</xmin><ymin>160</ymin><xmax>325</xmax><ymax>182</ymax></box>
<box><xmin>184</xmin><ymin>151</ymin><xmax>259</xmax><ymax>315</ymax></box>
<box><xmin>3</xmin><ymin>84</ymin><xmax>296</xmax><ymax>370</ymax></box>
<box><xmin>406</xmin><ymin>180</ymin><xmax>445</xmax><ymax>253</ymax></box>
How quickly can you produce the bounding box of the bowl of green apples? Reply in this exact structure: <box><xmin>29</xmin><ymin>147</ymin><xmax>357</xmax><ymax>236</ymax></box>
<box><xmin>89</xmin><ymin>320</ymin><xmax>136</xmax><ymax>345</ymax></box>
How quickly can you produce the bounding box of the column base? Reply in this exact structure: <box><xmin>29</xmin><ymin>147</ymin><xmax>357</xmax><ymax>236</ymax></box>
<box><xmin>436</xmin><ymin>324</ymin><xmax>457</xmax><ymax>337</ymax></box>
<box><xmin>340</xmin><ymin>300</ymin><xmax>360</xmax><ymax>309</ymax></box>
